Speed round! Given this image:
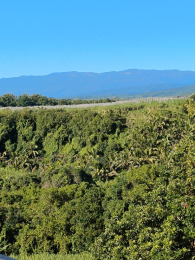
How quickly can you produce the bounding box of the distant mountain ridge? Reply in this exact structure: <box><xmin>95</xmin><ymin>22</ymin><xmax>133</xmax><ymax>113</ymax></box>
<box><xmin>1</xmin><ymin>69</ymin><xmax>195</xmax><ymax>98</ymax></box>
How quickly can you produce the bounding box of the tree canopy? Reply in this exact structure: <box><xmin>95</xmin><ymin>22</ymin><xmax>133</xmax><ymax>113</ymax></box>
<box><xmin>0</xmin><ymin>93</ymin><xmax>116</xmax><ymax>107</ymax></box>
<box><xmin>1</xmin><ymin>98</ymin><xmax>195</xmax><ymax>259</ymax></box>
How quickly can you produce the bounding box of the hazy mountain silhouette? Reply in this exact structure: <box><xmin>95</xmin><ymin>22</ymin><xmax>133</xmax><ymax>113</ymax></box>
<box><xmin>0</xmin><ymin>69</ymin><xmax>195</xmax><ymax>98</ymax></box>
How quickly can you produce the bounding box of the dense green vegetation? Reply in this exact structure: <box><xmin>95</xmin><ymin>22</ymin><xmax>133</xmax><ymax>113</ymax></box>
<box><xmin>11</xmin><ymin>252</ymin><xmax>93</xmax><ymax>260</ymax></box>
<box><xmin>116</xmin><ymin>85</ymin><xmax>194</xmax><ymax>99</ymax></box>
<box><xmin>0</xmin><ymin>93</ymin><xmax>116</xmax><ymax>107</ymax></box>
<box><xmin>1</xmin><ymin>98</ymin><xmax>195</xmax><ymax>259</ymax></box>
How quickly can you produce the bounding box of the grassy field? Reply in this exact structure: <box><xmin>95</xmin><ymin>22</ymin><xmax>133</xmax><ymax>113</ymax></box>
<box><xmin>0</xmin><ymin>96</ymin><xmax>187</xmax><ymax>111</ymax></box>
<box><xmin>11</xmin><ymin>253</ymin><xmax>94</xmax><ymax>260</ymax></box>
<box><xmin>39</xmin><ymin>97</ymin><xmax>186</xmax><ymax>117</ymax></box>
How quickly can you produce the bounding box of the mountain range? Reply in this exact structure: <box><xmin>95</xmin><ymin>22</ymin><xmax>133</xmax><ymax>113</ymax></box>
<box><xmin>1</xmin><ymin>69</ymin><xmax>195</xmax><ymax>98</ymax></box>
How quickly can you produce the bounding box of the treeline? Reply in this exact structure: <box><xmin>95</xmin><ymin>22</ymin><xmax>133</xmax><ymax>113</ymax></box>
<box><xmin>0</xmin><ymin>93</ymin><xmax>116</xmax><ymax>107</ymax></box>
<box><xmin>1</xmin><ymin>99</ymin><xmax>195</xmax><ymax>259</ymax></box>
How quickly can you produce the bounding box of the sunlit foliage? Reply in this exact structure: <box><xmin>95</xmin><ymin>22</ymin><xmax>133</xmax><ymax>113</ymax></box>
<box><xmin>1</xmin><ymin>98</ymin><xmax>195</xmax><ymax>259</ymax></box>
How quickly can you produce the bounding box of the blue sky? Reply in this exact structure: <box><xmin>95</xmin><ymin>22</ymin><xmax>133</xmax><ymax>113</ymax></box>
<box><xmin>1</xmin><ymin>0</ymin><xmax>195</xmax><ymax>78</ymax></box>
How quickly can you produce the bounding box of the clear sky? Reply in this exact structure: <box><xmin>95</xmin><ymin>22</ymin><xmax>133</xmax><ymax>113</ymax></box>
<box><xmin>1</xmin><ymin>0</ymin><xmax>195</xmax><ymax>78</ymax></box>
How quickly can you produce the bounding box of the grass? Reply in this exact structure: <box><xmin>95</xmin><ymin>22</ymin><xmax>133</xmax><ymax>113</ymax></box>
<box><xmin>0</xmin><ymin>96</ymin><xmax>187</xmax><ymax>113</ymax></box>
<box><xmin>51</xmin><ymin>98</ymin><xmax>186</xmax><ymax>120</ymax></box>
<box><xmin>11</xmin><ymin>252</ymin><xmax>94</xmax><ymax>260</ymax></box>
<box><xmin>76</xmin><ymin>97</ymin><xmax>186</xmax><ymax>111</ymax></box>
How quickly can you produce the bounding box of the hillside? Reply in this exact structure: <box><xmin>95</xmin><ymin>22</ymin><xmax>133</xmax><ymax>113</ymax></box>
<box><xmin>1</xmin><ymin>69</ymin><xmax>195</xmax><ymax>98</ymax></box>
<box><xmin>1</xmin><ymin>98</ymin><xmax>195</xmax><ymax>259</ymax></box>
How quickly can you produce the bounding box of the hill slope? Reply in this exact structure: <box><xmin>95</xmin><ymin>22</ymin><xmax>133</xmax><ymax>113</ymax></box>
<box><xmin>1</xmin><ymin>99</ymin><xmax>195</xmax><ymax>259</ymax></box>
<box><xmin>1</xmin><ymin>69</ymin><xmax>195</xmax><ymax>98</ymax></box>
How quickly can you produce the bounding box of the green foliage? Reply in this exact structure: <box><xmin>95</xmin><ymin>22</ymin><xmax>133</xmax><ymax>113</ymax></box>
<box><xmin>190</xmin><ymin>93</ymin><xmax>195</xmax><ymax>101</ymax></box>
<box><xmin>2</xmin><ymin>98</ymin><xmax>195</xmax><ymax>259</ymax></box>
<box><xmin>92</xmin><ymin>163</ymin><xmax>195</xmax><ymax>259</ymax></box>
<box><xmin>0</xmin><ymin>94</ymin><xmax>17</xmax><ymax>107</ymax></box>
<box><xmin>12</xmin><ymin>252</ymin><xmax>93</xmax><ymax>260</ymax></box>
<box><xmin>0</xmin><ymin>93</ymin><xmax>116</xmax><ymax>107</ymax></box>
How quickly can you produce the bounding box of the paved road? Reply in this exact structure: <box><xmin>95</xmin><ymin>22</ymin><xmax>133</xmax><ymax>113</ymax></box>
<box><xmin>0</xmin><ymin>97</ymin><xmax>187</xmax><ymax>111</ymax></box>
